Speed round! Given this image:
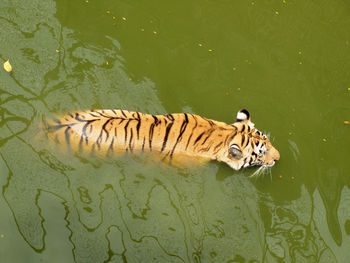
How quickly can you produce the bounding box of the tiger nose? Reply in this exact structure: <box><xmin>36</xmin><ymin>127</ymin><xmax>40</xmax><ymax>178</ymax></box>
<box><xmin>272</xmin><ymin>147</ymin><xmax>280</xmax><ymax>161</ymax></box>
<box><xmin>268</xmin><ymin>146</ymin><xmax>280</xmax><ymax>161</ymax></box>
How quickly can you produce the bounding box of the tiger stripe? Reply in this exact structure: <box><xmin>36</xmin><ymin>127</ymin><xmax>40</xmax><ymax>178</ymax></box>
<box><xmin>45</xmin><ymin>109</ymin><xmax>280</xmax><ymax>170</ymax></box>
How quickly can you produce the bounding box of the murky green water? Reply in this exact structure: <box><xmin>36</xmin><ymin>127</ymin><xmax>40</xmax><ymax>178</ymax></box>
<box><xmin>1</xmin><ymin>0</ymin><xmax>350</xmax><ymax>262</ymax></box>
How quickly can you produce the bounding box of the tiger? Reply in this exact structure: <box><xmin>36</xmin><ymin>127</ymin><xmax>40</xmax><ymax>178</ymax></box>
<box><xmin>45</xmin><ymin>109</ymin><xmax>280</xmax><ymax>171</ymax></box>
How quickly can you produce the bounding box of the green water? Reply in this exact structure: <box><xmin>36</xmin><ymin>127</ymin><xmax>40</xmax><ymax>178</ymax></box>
<box><xmin>0</xmin><ymin>0</ymin><xmax>350</xmax><ymax>262</ymax></box>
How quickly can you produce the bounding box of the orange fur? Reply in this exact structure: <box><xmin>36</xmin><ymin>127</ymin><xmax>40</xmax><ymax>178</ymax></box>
<box><xmin>45</xmin><ymin>109</ymin><xmax>280</xmax><ymax>170</ymax></box>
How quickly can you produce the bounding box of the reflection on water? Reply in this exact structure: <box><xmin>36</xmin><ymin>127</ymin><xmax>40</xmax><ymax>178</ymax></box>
<box><xmin>2</xmin><ymin>138</ymin><xmax>350</xmax><ymax>262</ymax></box>
<box><xmin>0</xmin><ymin>0</ymin><xmax>350</xmax><ymax>262</ymax></box>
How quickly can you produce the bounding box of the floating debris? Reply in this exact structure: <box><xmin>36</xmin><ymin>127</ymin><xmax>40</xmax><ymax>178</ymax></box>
<box><xmin>106</xmin><ymin>61</ymin><xmax>109</xmax><ymax>65</ymax></box>
<box><xmin>275</xmin><ymin>11</ymin><xmax>279</xmax><ymax>15</ymax></box>
<box><xmin>198</xmin><ymin>43</ymin><xmax>202</xmax><ymax>47</ymax></box>
<box><xmin>106</xmin><ymin>10</ymin><xmax>110</xmax><ymax>14</ymax></box>
<box><xmin>153</xmin><ymin>31</ymin><xmax>157</xmax><ymax>35</ymax></box>
<box><xmin>112</xmin><ymin>16</ymin><xmax>116</xmax><ymax>20</ymax></box>
<box><xmin>140</xmin><ymin>28</ymin><xmax>145</xmax><ymax>32</ymax></box>
<box><xmin>344</xmin><ymin>121</ymin><xmax>350</xmax><ymax>125</ymax></box>
<box><xmin>56</xmin><ymin>49</ymin><xmax>60</xmax><ymax>53</ymax></box>
<box><xmin>322</xmin><ymin>138</ymin><xmax>327</xmax><ymax>142</ymax></box>
<box><xmin>208</xmin><ymin>49</ymin><xmax>213</xmax><ymax>52</ymax></box>
<box><xmin>122</xmin><ymin>17</ymin><xmax>127</xmax><ymax>21</ymax></box>
<box><xmin>283</xmin><ymin>0</ymin><xmax>286</xmax><ymax>3</ymax></box>
<box><xmin>3</xmin><ymin>60</ymin><xmax>12</xmax><ymax>72</ymax></box>
<box><xmin>347</xmin><ymin>88</ymin><xmax>350</xmax><ymax>91</ymax></box>
<box><xmin>278</xmin><ymin>175</ymin><xmax>282</xmax><ymax>179</ymax></box>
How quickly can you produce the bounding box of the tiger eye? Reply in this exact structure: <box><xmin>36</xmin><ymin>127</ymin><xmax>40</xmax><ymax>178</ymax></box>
<box><xmin>229</xmin><ymin>145</ymin><xmax>242</xmax><ymax>160</ymax></box>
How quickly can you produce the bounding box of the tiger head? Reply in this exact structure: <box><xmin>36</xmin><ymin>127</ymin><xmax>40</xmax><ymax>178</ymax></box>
<box><xmin>222</xmin><ymin>109</ymin><xmax>280</xmax><ymax>170</ymax></box>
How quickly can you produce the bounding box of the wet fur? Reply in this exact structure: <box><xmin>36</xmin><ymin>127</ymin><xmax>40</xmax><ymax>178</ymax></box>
<box><xmin>45</xmin><ymin>109</ymin><xmax>280</xmax><ymax>170</ymax></box>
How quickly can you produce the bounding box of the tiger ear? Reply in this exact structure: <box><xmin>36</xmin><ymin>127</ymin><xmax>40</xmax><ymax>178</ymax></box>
<box><xmin>235</xmin><ymin>109</ymin><xmax>250</xmax><ymax>122</ymax></box>
<box><xmin>235</xmin><ymin>109</ymin><xmax>255</xmax><ymax>127</ymax></box>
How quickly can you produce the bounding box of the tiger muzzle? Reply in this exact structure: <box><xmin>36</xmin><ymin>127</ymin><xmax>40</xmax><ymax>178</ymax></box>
<box><xmin>270</xmin><ymin>146</ymin><xmax>280</xmax><ymax>162</ymax></box>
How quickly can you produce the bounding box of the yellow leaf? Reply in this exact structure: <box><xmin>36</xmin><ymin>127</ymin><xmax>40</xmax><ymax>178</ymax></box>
<box><xmin>344</xmin><ymin>120</ymin><xmax>350</xmax><ymax>125</ymax></box>
<box><xmin>3</xmin><ymin>60</ymin><xmax>12</xmax><ymax>72</ymax></box>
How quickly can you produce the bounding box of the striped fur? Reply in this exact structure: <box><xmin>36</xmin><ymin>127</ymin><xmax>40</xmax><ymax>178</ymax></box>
<box><xmin>45</xmin><ymin>109</ymin><xmax>280</xmax><ymax>170</ymax></box>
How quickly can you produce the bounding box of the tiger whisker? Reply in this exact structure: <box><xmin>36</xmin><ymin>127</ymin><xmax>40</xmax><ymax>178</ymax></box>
<box><xmin>249</xmin><ymin>166</ymin><xmax>264</xmax><ymax>179</ymax></box>
<box><xmin>249</xmin><ymin>165</ymin><xmax>272</xmax><ymax>179</ymax></box>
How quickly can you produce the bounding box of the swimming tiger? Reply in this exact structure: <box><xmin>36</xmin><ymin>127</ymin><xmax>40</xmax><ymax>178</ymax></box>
<box><xmin>45</xmin><ymin>109</ymin><xmax>280</xmax><ymax>170</ymax></box>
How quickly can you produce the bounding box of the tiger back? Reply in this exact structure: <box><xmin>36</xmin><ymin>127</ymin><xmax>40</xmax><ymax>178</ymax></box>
<box><xmin>45</xmin><ymin>109</ymin><xmax>280</xmax><ymax>170</ymax></box>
